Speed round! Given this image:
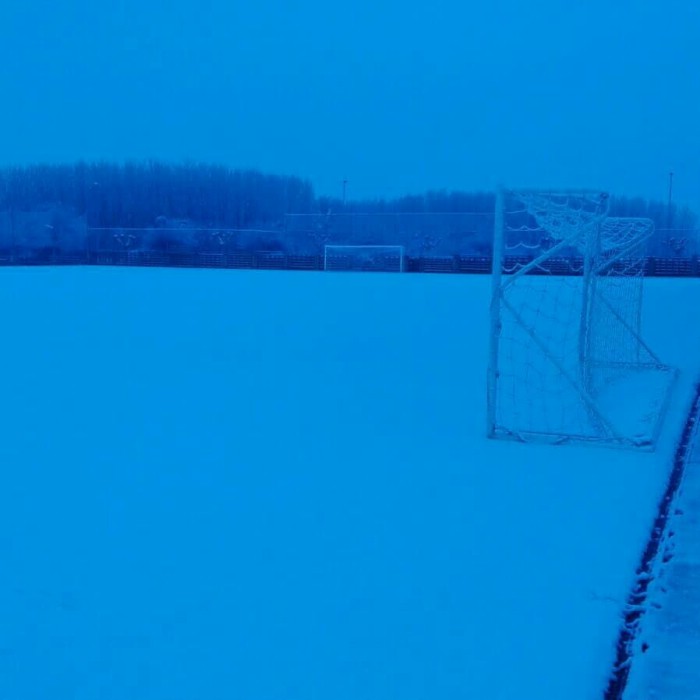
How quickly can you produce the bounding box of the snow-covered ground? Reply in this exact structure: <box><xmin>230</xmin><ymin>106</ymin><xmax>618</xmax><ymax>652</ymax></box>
<box><xmin>624</xmin><ymin>404</ymin><xmax>700</xmax><ymax>699</ymax></box>
<box><xmin>0</xmin><ymin>267</ymin><xmax>697</xmax><ymax>699</ymax></box>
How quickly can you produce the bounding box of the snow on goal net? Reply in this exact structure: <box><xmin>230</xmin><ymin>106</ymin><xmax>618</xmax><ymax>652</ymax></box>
<box><xmin>323</xmin><ymin>245</ymin><xmax>405</xmax><ymax>272</ymax></box>
<box><xmin>487</xmin><ymin>189</ymin><xmax>677</xmax><ymax>449</ymax></box>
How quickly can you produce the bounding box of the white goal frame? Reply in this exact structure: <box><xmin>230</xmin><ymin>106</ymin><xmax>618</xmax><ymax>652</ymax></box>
<box><xmin>323</xmin><ymin>245</ymin><xmax>405</xmax><ymax>272</ymax></box>
<box><xmin>486</xmin><ymin>188</ymin><xmax>678</xmax><ymax>450</ymax></box>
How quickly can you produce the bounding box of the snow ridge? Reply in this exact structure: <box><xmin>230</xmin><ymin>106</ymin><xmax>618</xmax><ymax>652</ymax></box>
<box><xmin>604</xmin><ymin>382</ymin><xmax>700</xmax><ymax>699</ymax></box>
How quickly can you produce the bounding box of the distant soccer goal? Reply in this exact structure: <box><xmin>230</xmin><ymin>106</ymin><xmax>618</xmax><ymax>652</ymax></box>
<box><xmin>323</xmin><ymin>245</ymin><xmax>405</xmax><ymax>273</ymax></box>
<box><xmin>486</xmin><ymin>189</ymin><xmax>677</xmax><ymax>449</ymax></box>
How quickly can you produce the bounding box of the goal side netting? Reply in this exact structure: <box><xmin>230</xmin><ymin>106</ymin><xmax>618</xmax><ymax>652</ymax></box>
<box><xmin>486</xmin><ymin>189</ymin><xmax>677</xmax><ymax>449</ymax></box>
<box><xmin>323</xmin><ymin>245</ymin><xmax>405</xmax><ymax>272</ymax></box>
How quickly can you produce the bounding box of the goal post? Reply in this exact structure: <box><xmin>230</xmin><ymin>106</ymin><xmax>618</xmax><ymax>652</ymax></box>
<box><xmin>487</xmin><ymin>188</ymin><xmax>677</xmax><ymax>449</ymax></box>
<box><xmin>323</xmin><ymin>245</ymin><xmax>405</xmax><ymax>272</ymax></box>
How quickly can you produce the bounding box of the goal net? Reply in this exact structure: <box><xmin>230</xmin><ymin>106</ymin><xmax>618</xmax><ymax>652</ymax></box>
<box><xmin>487</xmin><ymin>189</ymin><xmax>677</xmax><ymax>449</ymax></box>
<box><xmin>323</xmin><ymin>245</ymin><xmax>405</xmax><ymax>272</ymax></box>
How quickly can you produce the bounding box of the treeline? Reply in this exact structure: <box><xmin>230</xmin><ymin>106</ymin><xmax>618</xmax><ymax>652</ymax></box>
<box><xmin>320</xmin><ymin>190</ymin><xmax>496</xmax><ymax>215</ymax></box>
<box><xmin>0</xmin><ymin>161</ymin><xmax>316</xmax><ymax>229</ymax></box>
<box><xmin>1</xmin><ymin>160</ymin><xmax>695</xmax><ymax>228</ymax></box>
<box><xmin>0</xmin><ymin>161</ymin><xmax>696</xmax><ymax>260</ymax></box>
<box><xmin>325</xmin><ymin>191</ymin><xmax>697</xmax><ymax>230</ymax></box>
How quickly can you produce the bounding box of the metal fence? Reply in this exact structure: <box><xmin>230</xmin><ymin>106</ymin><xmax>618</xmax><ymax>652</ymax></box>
<box><xmin>2</xmin><ymin>249</ymin><xmax>699</xmax><ymax>277</ymax></box>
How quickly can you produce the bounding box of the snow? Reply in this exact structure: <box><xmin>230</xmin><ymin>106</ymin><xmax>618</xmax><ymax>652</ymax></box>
<box><xmin>0</xmin><ymin>267</ymin><xmax>697</xmax><ymax>699</ymax></box>
<box><xmin>624</xmin><ymin>408</ymin><xmax>700</xmax><ymax>699</ymax></box>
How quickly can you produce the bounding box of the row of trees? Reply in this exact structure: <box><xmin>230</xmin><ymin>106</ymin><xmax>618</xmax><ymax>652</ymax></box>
<box><xmin>0</xmin><ymin>161</ymin><xmax>316</xmax><ymax>229</ymax></box>
<box><xmin>0</xmin><ymin>161</ymin><xmax>696</xmax><ymax>259</ymax></box>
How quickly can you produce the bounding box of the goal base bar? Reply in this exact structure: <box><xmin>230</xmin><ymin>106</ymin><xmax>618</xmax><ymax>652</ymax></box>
<box><xmin>487</xmin><ymin>366</ymin><xmax>679</xmax><ymax>451</ymax></box>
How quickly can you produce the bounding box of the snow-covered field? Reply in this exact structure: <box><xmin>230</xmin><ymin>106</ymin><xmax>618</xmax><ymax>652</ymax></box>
<box><xmin>0</xmin><ymin>267</ymin><xmax>697</xmax><ymax>699</ymax></box>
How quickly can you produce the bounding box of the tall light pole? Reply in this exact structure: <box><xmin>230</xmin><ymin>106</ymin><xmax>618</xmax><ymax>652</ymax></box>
<box><xmin>88</xmin><ymin>181</ymin><xmax>100</xmax><ymax>259</ymax></box>
<box><xmin>342</xmin><ymin>179</ymin><xmax>348</xmax><ymax>209</ymax></box>
<box><xmin>667</xmin><ymin>171</ymin><xmax>674</xmax><ymax>229</ymax></box>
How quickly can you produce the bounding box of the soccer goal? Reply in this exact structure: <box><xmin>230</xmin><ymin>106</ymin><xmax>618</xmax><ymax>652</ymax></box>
<box><xmin>486</xmin><ymin>189</ymin><xmax>677</xmax><ymax>449</ymax></box>
<box><xmin>323</xmin><ymin>245</ymin><xmax>405</xmax><ymax>272</ymax></box>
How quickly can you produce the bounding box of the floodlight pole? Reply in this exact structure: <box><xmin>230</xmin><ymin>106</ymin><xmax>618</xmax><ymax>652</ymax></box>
<box><xmin>667</xmin><ymin>171</ymin><xmax>674</xmax><ymax>229</ymax></box>
<box><xmin>486</xmin><ymin>188</ymin><xmax>505</xmax><ymax>437</ymax></box>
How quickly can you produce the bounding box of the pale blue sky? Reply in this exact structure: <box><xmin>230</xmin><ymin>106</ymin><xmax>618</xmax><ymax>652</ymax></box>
<box><xmin>0</xmin><ymin>0</ymin><xmax>697</xmax><ymax>208</ymax></box>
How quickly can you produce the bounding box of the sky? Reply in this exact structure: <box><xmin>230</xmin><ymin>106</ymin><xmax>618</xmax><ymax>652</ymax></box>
<box><xmin>0</xmin><ymin>0</ymin><xmax>698</xmax><ymax>210</ymax></box>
